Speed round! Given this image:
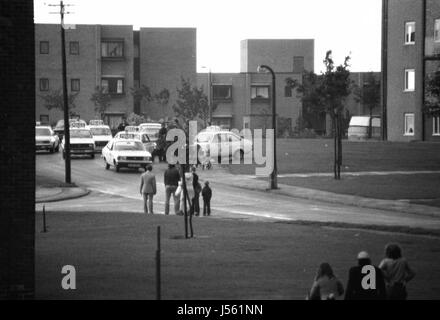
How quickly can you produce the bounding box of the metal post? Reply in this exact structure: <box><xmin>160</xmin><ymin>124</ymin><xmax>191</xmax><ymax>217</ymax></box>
<box><xmin>60</xmin><ymin>1</ymin><xmax>71</xmax><ymax>183</ymax></box>
<box><xmin>156</xmin><ymin>226</ymin><xmax>161</xmax><ymax>300</ymax></box>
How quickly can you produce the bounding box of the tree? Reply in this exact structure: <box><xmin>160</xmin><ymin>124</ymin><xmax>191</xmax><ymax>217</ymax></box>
<box><xmin>353</xmin><ymin>72</ymin><xmax>380</xmax><ymax>138</ymax></box>
<box><xmin>425</xmin><ymin>70</ymin><xmax>440</xmax><ymax>116</ymax></box>
<box><xmin>286</xmin><ymin>51</ymin><xmax>353</xmax><ymax>179</ymax></box>
<box><xmin>154</xmin><ymin>88</ymin><xmax>170</xmax><ymax>119</ymax></box>
<box><xmin>40</xmin><ymin>88</ymin><xmax>78</xmax><ymax>117</ymax></box>
<box><xmin>90</xmin><ymin>86</ymin><xmax>112</xmax><ymax>119</ymax></box>
<box><xmin>173</xmin><ymin>77</ymin><xmax>210</xmax><ymax>127</ymax></box>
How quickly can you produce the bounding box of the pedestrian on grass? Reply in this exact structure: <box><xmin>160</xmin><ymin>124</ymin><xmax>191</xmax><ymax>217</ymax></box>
<box><xmin>345</xmin><ymin>251</ymin><xmax>387</xmax><ymax>300</ymax></box>
<box><xmin>202</xmin><ymin>181</ymin><xmax>212</xmax><ymax>216</ymax></box>
<box><xmin>140</xmin><ymin>165</ymin><xmax>156</xmax><ymax>214</ymax></box>
<box><xmin>307</xmin><ymin>262</ymin><xmax>344</xmax><ymax>300</ymax></box>
<box><xmin>164</xmin><ymin>164</ymin><xmax>181</xmax><ymax>215</ymax></box>
<box><xmin>379</xmin><ymin>243</ymin><xmax>416</xmax><ymax>300</ymax></box>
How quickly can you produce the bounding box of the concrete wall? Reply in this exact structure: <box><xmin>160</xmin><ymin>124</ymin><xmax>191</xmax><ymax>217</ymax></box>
<box><xmin>139</xmin><ymin>28</ymin><xmax>197</xmax><ymax>121</ymax></box>
<box><xmin>240</xmin><ymin>39</ymin><xmax>314</xmax><ymax>73</ymax></box>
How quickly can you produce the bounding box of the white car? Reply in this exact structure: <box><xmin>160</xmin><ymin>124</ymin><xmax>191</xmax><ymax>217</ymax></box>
<box><xmin>139</xmin><ymin>122</ymin><xmax>162</xmax><ymax>142</ymax></box>
<box><xmin>88</xmin><ymin>125</ymin><xmax>113</xmax><ymax>152</ymax></box>
<box><xmin>61</xmin><ymin>127</ymin><xmax>95</xmax><ymax>159</ymax></box>
<box><xmin>35</xmin><ymin>126</ymin><xmax>60</xmax><ymax>153</ymax></box>
<box><xmin>101</xmin><ymin>138</ymin><xmax>153</xmax><ymax>172</ymax></box>
<box><xmin>114</xmin><ymin>131</ymin><xmax>158</xmax><ymax>156</ymax></box>
<box><xmin>195</xmin><ymin>130</ymin><xmax>253</xmax><ymax>161</ymax></box>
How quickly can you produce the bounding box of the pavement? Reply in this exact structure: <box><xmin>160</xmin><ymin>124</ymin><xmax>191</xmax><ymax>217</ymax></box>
<box><xmin>35</xmin><ymin>165</ymin><xmax>440</xmax><ymax>218</ymax></box>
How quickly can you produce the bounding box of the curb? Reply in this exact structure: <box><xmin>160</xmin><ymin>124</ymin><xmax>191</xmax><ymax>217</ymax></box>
<box><xmin>35</xmin><ymin>187</ymin><xmax>91</xmax><ymax>203</ymax></box>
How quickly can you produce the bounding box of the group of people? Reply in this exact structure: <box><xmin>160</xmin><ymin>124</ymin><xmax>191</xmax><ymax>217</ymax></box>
<box><xmin>307</xmin><ymin>244</ymin><xmax>416</xmax><ymax>300</ymax></box>
<box><xmin>139</xmin><ymin>164</ymin><xmax>212</xmax><ymax>216</ymax></box>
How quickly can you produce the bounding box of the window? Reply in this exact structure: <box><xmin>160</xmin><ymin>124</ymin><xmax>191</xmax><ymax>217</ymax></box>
<box><xmin>404</xmin><ymin>113</ymin><xmax>415</xmax><ymax>136</ymax></box>
<box><xmin>435</xmin><ymin>19</ymin><xmax>440</xmax><ymax>42</ymax></box>
<box><xmin>69</xmin><ymin>41</ymin><xmax>79</xmax><ymax>55</ymax></box>
<box><xmin>212</xmin><ymin>85</ymin><xmax>232</xmax><ymax>100</ymax></box>
<box><xmin>101</xmin><ymin>78</ymin><xmax>125</xmax><ymax>94</ymax></box>
<box><xmin>40</xmin><ymin>78</ymin><xmax>49</xmax><ymax>91</ymax></box>
<box><xmin>405</xmin><ymin>22</ymin><xmax>415</xmax><ymax>44</ymax></box>
<box><xmin>293</xmin><ymin>56</ymin><xmax>304</xmax><ymax>73</ymax></box>
<box><xmin>101</xmin><ymin>40</ymin><xmax>124</xmax><ymax>58</ymax></box>
<box><xmin>404</xmin><ymin>69</ymin><xmax>415</xmax><ymax>91</ymax></box>
<box><xmin>285</xmin><ymin>86</ymin><xmax>292</xmax><ymax>97</ymax></box>
<box><xmin>40</xmin><ymin>41</ymin><xmax>49</xmax><ymax>54</ymax></box>
<box><xmin>251</xmin><ymin>86</ymin><xmax>270</xmax><ymax>99</ymax></box>
<box><xmin>433</xmin><ymin>116</ymin><xmax>440</xmax><ymax>136</ymax></box>
<box><xmin>71</xmin><ymin>79</ymin><xmax>80</xmax><ymax>92</ymax></box>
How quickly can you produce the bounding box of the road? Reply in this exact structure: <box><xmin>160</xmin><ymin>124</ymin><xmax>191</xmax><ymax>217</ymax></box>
<box><xmin>35</xmin><ymin>152</ymin><xmax>440</xmax><ymax>231</ymax></box>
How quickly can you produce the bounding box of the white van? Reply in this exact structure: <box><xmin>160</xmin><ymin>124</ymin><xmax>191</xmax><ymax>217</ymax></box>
<box><xmin>348</xmin><ymin>116</ymin><xmax>381</xmax><ymax>140</ymax></box>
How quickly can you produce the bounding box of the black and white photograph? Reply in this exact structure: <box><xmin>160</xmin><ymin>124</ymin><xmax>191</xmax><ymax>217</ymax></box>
<box><xmin>1</xmin><ymin>0</ymin><xmax>440</xmax><ymax>307</ymax></box>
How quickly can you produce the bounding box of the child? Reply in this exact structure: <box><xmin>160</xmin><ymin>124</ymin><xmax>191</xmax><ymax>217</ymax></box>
<box><xmin>202</xmin><ymin>181</ymin><xmax>212</xmax><ymax>216</ymax></box>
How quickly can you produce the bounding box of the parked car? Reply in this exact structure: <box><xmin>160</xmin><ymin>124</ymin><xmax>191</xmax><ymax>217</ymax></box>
<box><xmin>35</xmin><ymin>126</ymin><xmax>60</xmax><ymax>153</ymax></box>
<box><xmin>88</xmin><ymin>125</ymin><xmax>113</xmax><ymax>152</ymax></box>
<box><xmin>195</xmin><ymin>130</ymin><xmax>253</xmax><ymax>161</ymax></box>
<box><xmin>113</xmin><ymin>131</ymin><xmax>158</xmax><ymax>157</ymax></box>
<box><xmin>347</xmin><ymin>116</ymin><xmax>381</xmax><ymax>140</ymax></box>
<box><xmin>139</xmin><ymin>122</ymin><xmax>162</xmax><ymax>142</ymax></box>
<box><xmin>101</xmin><ymin>138</ymin><xmax>153</xmax><ymax>172</ymax></box>
<box><xmin>54</xmin><ymin>118</ymin><xmax>87</xmax><ymax>141</ymax></box>
<box><xmin>61</xmin><ymin>127</ymin><xmax>95</xmax><ymax>159</ymax></box>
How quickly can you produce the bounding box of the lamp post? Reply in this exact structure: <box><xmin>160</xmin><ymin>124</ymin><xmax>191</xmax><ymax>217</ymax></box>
<box><xmin>201</xmin><ymin>66</ymin><xmax>212</xmax><ymax>125</ymax></box>
<box><xmin>257</xmin><ymin>64</ymin><xmax>278</xmax><ymax>189</ymax></box>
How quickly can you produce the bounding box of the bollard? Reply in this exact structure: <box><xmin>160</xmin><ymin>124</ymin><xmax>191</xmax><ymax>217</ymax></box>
<box><xmin>43</xmin><ymin>205</ymin><xmax>47</xmax><ymax>233</ymax></box>
<box><xmin>156</xmin><ymin>226</ymin><xmax>161</xmax><ymax>300</ymax></box>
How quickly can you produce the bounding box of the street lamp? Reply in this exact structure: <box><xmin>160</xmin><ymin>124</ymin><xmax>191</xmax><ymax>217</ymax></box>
<box><xmin>257</xmin><ymin>65</ymin><xmax>278</xmax><ymax>189</ymax></box>
<box><xmin>201</xmin><ymin>66</ymin><xmax>212</xmax><ymax>125</ymax></box>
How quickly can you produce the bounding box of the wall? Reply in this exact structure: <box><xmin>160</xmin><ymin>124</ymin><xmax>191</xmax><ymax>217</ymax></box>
<box><xmin>0</xmin><ymin>0</ymin><xmax>35</xmax><ymax>299</ymax></box>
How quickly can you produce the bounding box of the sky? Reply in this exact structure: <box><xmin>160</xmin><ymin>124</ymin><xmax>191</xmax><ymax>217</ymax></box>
<box><xmin>33</xmin><ymin>0</ymin><xmax>383</xmax><ymax>74</ymax></box>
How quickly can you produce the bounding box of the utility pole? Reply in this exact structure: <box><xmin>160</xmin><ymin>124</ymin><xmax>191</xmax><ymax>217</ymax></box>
<box><xmin>49</xmin><ymin>1</ymin><xmax>73</xmax><ymax>183</ymax></box>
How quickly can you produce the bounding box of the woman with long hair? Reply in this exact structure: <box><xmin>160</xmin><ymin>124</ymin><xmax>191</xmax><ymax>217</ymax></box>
<box><xmin>308</xmin><ymin>262</ymin><xmax>344</xmax><ymax>300</ymax></box>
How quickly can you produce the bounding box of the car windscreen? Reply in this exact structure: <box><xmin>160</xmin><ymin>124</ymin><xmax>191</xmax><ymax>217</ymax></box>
<box><xmin>36</xmin><ymin>128</ymin><xmax>51</xmax><ymax>136</ymax></box>
<box><xmin>70</xmin><ymin>130</ymin><xmax>92</xmax><ymax>138</ymax></box>
<box><xmin>90</xmin><ymin>127</ymin><xmax>112</xmax><ymax>136</ymax></box>
<box><xmin>197</xmin><ymin>133</ymin><xmax>213</xmax><ymax>143</ymax></box>
<box><xmin>144</xmin><ymin>129</ymin><xmax>159</xmax><ymax>140</ymax></box>
<box><xmin>114</xmin><ymin>141</ymin><xmax>145</xmax><ymax>151</ymax></box>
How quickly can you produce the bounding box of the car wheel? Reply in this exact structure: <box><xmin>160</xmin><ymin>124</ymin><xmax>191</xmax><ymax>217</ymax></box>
<box><xmin>116</xmin><ymin>165</ymin><xmax>120</xmax><ymax>172</ymax></box>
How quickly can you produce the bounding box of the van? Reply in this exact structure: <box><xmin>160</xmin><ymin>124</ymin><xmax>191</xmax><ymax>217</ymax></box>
<box><xmin>348</xmin><ymin>116</ymin><xmax>381</xmax><ymax>140</ymax></box>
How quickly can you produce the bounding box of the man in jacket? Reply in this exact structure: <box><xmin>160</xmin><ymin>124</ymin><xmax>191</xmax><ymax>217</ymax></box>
<box><xmin>140</xmin><ymin>165</ymin><xmax>157</xmax><ymax>214</ymax></box>
<box><xmin>345</xmin><ymin>251</ymin><xmax>387</xmax><ymax>300</ymax></box>
<box><xmin>164</xmin><ymin>164</ymin><xmax>180</xmax><ymax>215</ymax></box>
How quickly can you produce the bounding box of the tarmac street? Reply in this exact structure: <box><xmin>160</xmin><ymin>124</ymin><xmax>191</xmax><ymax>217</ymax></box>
<box><xmin>36</xmin><ymin>152</ymin><xmax>440</xmax><ymax>231</ymax></box>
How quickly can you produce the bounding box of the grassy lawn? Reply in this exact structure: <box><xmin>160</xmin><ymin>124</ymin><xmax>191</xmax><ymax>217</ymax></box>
<box><xmin>35</xmin><ymin>211</ymin><xmax>440</xmax><ymax>299</ymax></box>
<box><xmin>274</xmin><ymin>173</ymin><xmax>440</xmax><ymax>207</ymax></box>
<box><xmin>228</xmin><ymin>139</ymin><xmax>440</xmax><ymax>175</ymax></box>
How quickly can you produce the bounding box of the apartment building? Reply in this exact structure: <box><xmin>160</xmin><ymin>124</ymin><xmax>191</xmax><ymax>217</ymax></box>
<box><xmin>35</xmin><ymin>24</ymin><xmax>196</xmax><ymax>130</ymax></box>
<box><xmin>383</xmin><ymin>0</ymin><xmax>440</xmax><ymax>141</ymax></box>
<box><xmin>198</xmin><ymin>39</ymin><xmax>315</xmax><ymax>133</ymax></box>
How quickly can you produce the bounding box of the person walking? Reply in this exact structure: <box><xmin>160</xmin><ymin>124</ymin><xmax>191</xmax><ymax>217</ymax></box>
<box><xmin>379</xmin><ymin>243</ymin><xmax>416</xmax><ymax>300</ymax></box>
<box><xmin>307</xmin><ymin>262</ymin><xmax>344</xmax><ymax>300</ymax></box>
<box><xmin>344</xmin><ymin>251</ymin><xmax>387</xmax><ymax>300</ymax></box>
<box><xmin>202</xmin><ymin>181</ymin><xmax>212</xmax><ymax>216</ymax></box>
<box><xmin>191</xmin><ymin>166</ymin><xmax>201</xmax><ymax>216</ymax></box>
<box><xmin>140</xmin><ymin>165</ymin><xmax>156</xmax><ymax>214</ymax></box>
<box><xmin>164</xmin><ymin>164</ymin><xmax>181</xmax><ymax>215</ymax></box>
